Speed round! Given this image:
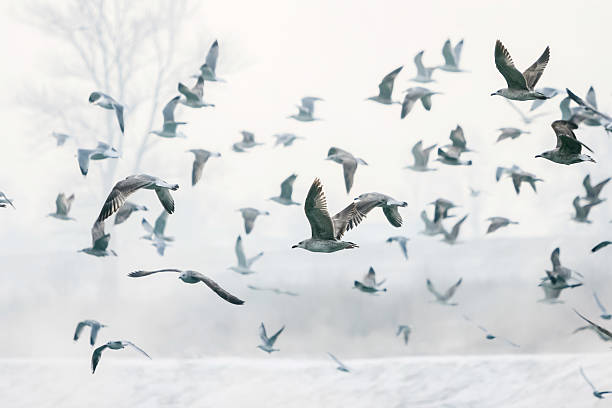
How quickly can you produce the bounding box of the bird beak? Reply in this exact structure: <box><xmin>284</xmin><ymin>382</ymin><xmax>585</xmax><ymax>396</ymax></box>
<box><xmin>534</xmin><ymin>155</ymin><xmax>542</xmax><ymax>158</ymax></box>
<box><xmin>490</xmin><ymin>93</ymin><xmax>496</xmax><ymax>96</ymax></box>
<box><xmin>291</xmin><ymin>245</ymin><xmax>298</xmax><ymax>248</ymax></box>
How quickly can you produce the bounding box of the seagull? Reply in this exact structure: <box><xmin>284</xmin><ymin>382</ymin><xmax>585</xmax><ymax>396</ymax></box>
<box><xmin>79</xmin><ymin>221</ymin><xmax>116</xmax><ymax>257</ymax></box>
<box><xmin>197</xmin><ymin>39</ymin><xmax>223</xmax><ymax>82</ymax></box>
<box><xmin>426</xmin><ymin>278</ymin><xmax>462</xmax><ymax>306</ymax></box>
<box><xmin>412</xmin><ymin>50</ymin><xmax>437</xmax><ymax>83</ymax></box>
<box><xmin>573</xmin><ymin>325</ymin><xmax>612</xmax><ymax>342</ymax></box>
<box><xmin>51</xmin><ymin>131</ymin><xmax>70</xmax><ymax>146</ymax></box>
<box><xmin>441</xmin><ymin>214</ymin><xmax>468</xmax><ymax>244</ymax></box>
<box><xmin>444</xmin><ymin>125</ymin><xmax>473</xmax><ymax>153</ymax></box>
<box><xmin>247</xmin><ymin>285</ymin><xmax>298</xmax><ymax>296</ymax></box>
<box><xmin>229</xmin><ymin>235</ymin><xmax>263</xmax><ymax>275</ymax></box>
<box><xmin>367</xmin><ymin>66</ymin><xmax>403</xmax><ymax>105</ymax></box>
<box><xmin>405</xmin><ymin>140</ymin><xmax>437</xmax><ymax>172</ymax></box>
<box><xmin>572</xmin><ymin>196</ymin><xmax>598</xmax><ymax>223</ymax></box>
<box><xmin>289</xmin><ymin>97</ymin><xmax>323</xmax><ymax>121</ymax></box>
<box><xmin>436</xmin><ymin>146</ymin><xmax>472</xmax><ymax>166</ymax></box>
<box><xmin>486</xmin><ymin>217</ymin><xmax>518</xmax><ymax>234</ymax></box>
<box><xmin>292</xmin><ymin>178</ymin><xmax>374</xmax><ymax>252</ymax></box>
<box><xmin>530</xmin><ymin>87</ymin><xmax>563</xmax><ymax>111</ymax></box>
<box><xmin>49</xmin><ymin>193</ymin><xmax>75</xmax><ymax>220</ymax></box>
<box><xmin>593</xmin><ymin>292</ymin><xmax>612</xmax><ymax>320</ymax></box>
<box><xmin>113</xmin><ymin>202</ymin><xmax>148</xmax><ymax>225</ymax></box>
<box><xmin>327</xmin><ymin>353</ymin><xmax>350</xmax><ymax>373</ymax></box>
<box><xmin>77</xmin><ymin>142</ymin><xmax>120</xmax><ymax>176</ymax></box>
<box><xmin>420</xmin><ymin>210</ymin><xmax>443</xmax><ymax>236</ymax></box>
<box><xmin>396</xmin><ymin>325</ymin><xmax>412</xmax><ymax>345</ymax></box>
<box><xmin>386</xmin><ymin>236</ymin><xmax>409</xmax><ymax>260</ymax></box>
<box><xmin>238</xmin><ymin>208</ymin><xmax>269</xmax><ymax>234</ymax></box>
<box><xmin>353</xmin><ymin>193</ymin><xmax>407</xmax><ymax>227</ymax></box>
<box><xmin>535</xmin><ymin>120</ymin><xmax>595</xmax><ymax>165</ymax></box>
<box><xmin>141</xmin><ymin>212</ymin><xmax>174</xmax><ymax>256</ymax></box>
<box><xmin>491</xmin><ymin>40</ymin><xmax>550</xmax><ymax>101</ymax></box>
<box><xmin>582</xmin><ymin>175</ymin><xmax>610</xmax><ymax>205</ymax></box>
<box><xmin>233</xmin><ymin>131</ymin><xmax>263</xmax><ymax>152</ymax></box>
<box><xmin>97</xmin><ymin>175</ymin><xmax>178</xmax><ymax>223</ymax></box>
<box><xmin>91</xmin><ymin>340</ymin><xmax>150</xmax><ymax>374</ymax></box>
<box><xmin>326</xmin><ymin>147</ymin><xmax>368</xmax><ymax>194</ymax></box>
<box><xmin>438</xmin><ymin>39</ymin><xmax>465</xmax><ymax>72</ymax></box>
<box><xmin>273</xmin><ymin>133</ymin><xmax>304</xmax><ymax>147</ymax></box>
<box><xmin>592</xmin><ymin>241</ymin><xmax>612</xmax><ymax>253</ymax></box>
<box><xmin>270</xmin><ymin>174</ymin><xmax>300</xmax><ymax>206</ymax></box>
<box><xmin>401</xmin><ymin>87</ymin><xmax>441</xmax><ymax>118</ymax></box>
<box><xmin>545</xmin><ymin>247</ymin><xmax>582</xmax><ymax>283</ymax></box>
<box><xmin>574</xmin><ymin>310</ymin><xmax>612</xmax><ymax>342</ymax></box>
<box><xmin>496</xmin><ymin>166</ymin><xmax>542</xmax><ymax>194</ymax></box>
<box><xmin>354</xmin><ymin>266</ymin><xmax>387</xmax><ymax>293</ymax></box>
<box><xmin>580</xmin><ymin>367</ymin><xmax>612</xmax><ymax>399</ymax></box>
<box><xmin>73</xmin><ymin>320</ymin><xmax>107</xmax><ymax>346</ymax></box>
<box><xmin>150</xmin><ymin>96</ymin><xmax>187</xmax><ymax>138</ymax></box>
<box><xmin>128</xmin><ymin>269</ymin><xmax>244</xmax><ymax>305</ymax></box>
<box><xmin>462</xmin><ymin>314</ymin><xmax>520</xmax><ymax>348</ymax></box>
<box><xmin>187</xmin><ymin>149</ymin><xmax>221</xmax><ymax>186</ymax></box>
<box><xmin>496</xmin><ymin>127</ymin><xmax>530</xmax><ymax>143</ymax></box>
<box><xmin>257</xmin><ymin>323</ymin><xmax>284</xmax><ymax>354</ymax></box>
<box><xmin>505</xmin><ymin>100</ymin><xmax>549</xmax><ymax>124</ymax></box>
<box><xmin>178</xmin><ymin>76</ymin><xmax>214</xmax><ymax>108</ymax></box>
<box><xmin>430</xmin><ymin>198</ymin><xmax>458</xmax><ymax>223</ymax></box>
<box><xmin>88</xmin><ymin>92</ymin><xmax>125</xmax><ymax>133</ymax></box>
<box><xmin>566</xmin><ymin>88</ymin><xmax>611</xmax><ymax>126</ymax></box>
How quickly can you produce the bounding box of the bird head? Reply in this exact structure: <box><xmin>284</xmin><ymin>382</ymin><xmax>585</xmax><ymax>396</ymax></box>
<box><xmin>490</xmin><ymin>90</ymin><xmax>502</xmax><ymax>97</ymax></box>
<box><xmin>88</xmin><ymin>92</ymin><xmax>101</xmax><ymax>103</ymax></box>
<box><xmin>535</xmin><ymin>152</ymin><xmax>551</xmax><ymax>160</ymax></box>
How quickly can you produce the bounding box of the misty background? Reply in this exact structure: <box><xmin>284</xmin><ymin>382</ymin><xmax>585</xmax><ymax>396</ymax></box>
<box><xmin>1</xmin><ymin>0</ymin><xmax>612</xmax><ymax>362</ymax></box>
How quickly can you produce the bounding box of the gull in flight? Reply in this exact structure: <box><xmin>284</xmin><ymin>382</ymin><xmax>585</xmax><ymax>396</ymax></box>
<box><xmin>582</xmin><ymin>174</ymin><xmax>610</xmax><ymax>205</ymax></box>
<box><xmin>462</xmin><ymin>314</ymin><xmax>520</xmax><ymax>348</ymax></box>
<box><xmin>141</xmin><ymin>212</ymin><xmax>174</xmax><ymax>256</ymax></box>
<box><xmin>444</xmin><ymin>125</ymin><xmax>473</xmax><ymax>153</ymax></box>
<box><xmin>438</xmin><ymin>39</ymin><xmax>465</xmax><ymax>72</ymax></box>
<box><xmin>505</xmin><ymin>99</ymin><xmax>549</xmax><ymax>124</ymax></box>
<box><xmin>238</xmin><ymin>208</ymin><xmax>269</xmax><ymax>234</ymax></box>
<box><xmin>437</xmin><ymin>146</ymin><xmax>472</xmax><ymax>166</ymax></box>
<box><xmin>77</xmin><ymin>142</ymin><xmax>120</xmax><ymax>176</ymax></box>
<box><xmin>79</xmin><ymin>221</ymin><xmax>116</xmax><ymax>257</ymax></box>
<box><xmin>593</xmin><ymin>291</ymin><xmax>612</xmax><ymax>320</ymax></box>
<box><xmin>441</xmin><ymin>214</ymin><xmax>468</xmax><ymax>244</ymax></box>
<box><xmin>491</xmin><ymin>40</ymin><xmax>550</xmax><ymax>100</ymax></box>
<box><xmin>592</xmin><ymin>241</ymin><xmax>612</xmax><ymax>253</ymax></box>
<box><xmin>535</xmin><ymin>120</ymin><xmax>595</xmax><ymax>165</ymax></box>
<box><xmin>353</xmin><ymin>193</ymin><xmax>407</xmax><ymax>228</ymax></box>
<box><xmin>257</xmin><ymin>323</ymin><xmax>284</xmax><ymax>354</ymax></box>
<box><xmin>486</xmin><ymin>217</ymin><xmax>518</xmax><ymax>234</ymax></box>
<box><xmin>496</xmin><ymin>127</ymin><xmax>530</xmax><ymax>143</ymax></box>
<box><xmin>88</xmin><ymin>92</ymin><xmax>125</xmax><ymax>134</ymax></box>
<box><xmin>289</xmin><ymin>97</ymin><xmax>324</xmax><ymax>121</ymax></box>
<box><xmin>128</xmin><ymin>269</ymin><xmax>244</xmax><ymax>305</ymax></box>
<box><xmin>233</xmin><ymin>131</ymin><xmax>263</xmax><ymax>152</ymax></box>
<box><xmin>496</xmin><ymin>165</ymin><xmax>542</xmax><ymax>195</ymax></box>
<box><xmin>367</xmin><ymin>66</ymin><xmax>403</xmax><ymax>105</ymax></box>
<box><xmin>0</xmin><ymin>193</ymin><xmax>15</xmax><ymax>208</ymax></box>
<box><xmin>51</xmin><ymin>131</ymin><xmax>70</xmax><ymax>146</ymax></box>
<box><xmin>197</xmin><ymin>39</ymin><xmax>224</xmax><ymax>82</ymax></box>
<box><xmin>178</xmin><ymin>76</ymin><xmax>214</xmax><ymax>108</ymax></box>
<box><xmin>405</xmin><ymin>140</ymin><xmax>437</xmax><ymax>172</ymax></box>
<box><xmin>229</xmin><ymin>235</ymin><xmax>263</xmax><ymax>275</ymax></box>
<box><xmin>91</xmin><ymin>340</ymin><xmax>150</xmax><ymax>374</ymax></box>
<box><xmin>544</xmin><ymin>247</ymin><xmax>583</xmax><ymax>284</ymax></box>
<box><xmin>247</xmin><ymin>285</ymin><xmax>298</xmax><ymax>296</ymax></box>
<box><xmin>427</xmin><ymin>278</ymin><xmax>462</xmax><ymax>305</ymax></box>
<box><xmin>580</xmin><ymin>367</ymin><xmax>612</xmax><ymax>399</ymax></box>
<box><xmin>397</xmin><ymin>325</ymin><xmax>412</xmax><ymax>345</ymax></box>
<box><xmin>327</xmin><ymin>353</ymin><xmax>350</xmax><ymax>373</ymax></box>
<box><xmin>274</xmin><ymin>133</ymin><xmax>304</xmax><ymax>147</ymax></box>
<box><xmin>270</xmin><ymin>174</ymin><xmax>300</xmax><ymax>206</ymax></box>
<box><xmin>96</xmin><ymin>174</ymin><xmax>179</xmax><ymax>223</ymax></box>
<box><xmin>574</xmin><ymin>310</ymin><xmax>612</xmax><ymax>342</ymax></box>
<box><xmin>420</xmin><ymin>210</ymin><xmax>443</xmax><ymax>236</ymax></box>
<box><xmin>326</xmin><ymin>147</ymin><xmax>368</xmax><ymax>194</ymax></box>
<box><xmin>292</xmin><ymin>178</ymin><xmax>372</xmax><ymax>252</ymax></box>
<box><xmin>73</xmin><ymin>320</ymin><xmax>107</xmax><ymax>346</ymax></box>
<box><xmin>354</xmin><ymin>266</ymin><xmax>387</xmax><ymax>294</ymax></box>
<box><xmin>150</xmin><ymin>96</ymin><xmax>187</xmax><ymax>138</ymax></box>
<box><xmin>572</xmin><ymin>196</ymin><xmax>599</xmax><ymax>223</ymax></box>
<box><xmin>49</xmin><ymin>193</ymin><xmax>75</xmax><ymax>220</ymax></box>
<box><xmin>430</xmin><ymin>198</ymin><xmax>458</xmax><ymax>223</ymax></box>
<box><xmin>386</xmin><ymin>236</ymin><xmax>409</xmax><ymax>260</ymax></box>
<box><xmin>114</xmin><ymin>202</ymin><xmax>148</xmax><ymax>225</ymax></box>
<box><xmin>412</xmin><ymin>50</ymin><xmax>437</xmax><ymax>83</ymax></box>
<box><xmin>401</xmin><ymin>87</ymin><xmax>441</xmax><ymax>119</ymax></box>
<box><xmin>187</xmin><ymin>149</ymin><xmax>221</xmax><ymax>186</ymax></box>
<box><xmin>566</xmin><ymin>88</ymin><xmax>611</xmax><ymax>128</ymax></box>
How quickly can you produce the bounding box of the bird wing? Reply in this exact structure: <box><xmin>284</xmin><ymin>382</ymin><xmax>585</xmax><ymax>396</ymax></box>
<box><xmin>301</xmin><ymin>97</ymin><xmax>320</xmax><ymax>114</ymax></box>
<box><xmin>362</xmin><ymin>267</ymin><xmax>377</xmax><ymax>287</ymax></box>
<box><xmin>420</xmin><ymin>94</ymin><xmax>433</xmax><ymax>111</ymax></box>
<box><xmin>155</xmin><ymin>188</ymin><xmax>175</xmax><ymax>215</ymax></box>
<box><xmin>191</xmin><ymin>154</ymin><xmax>206</xmax><ymax>186</ymax></box>
<box><xmin>113</xmin><ymin>104</ymin><xmax>125</xmax><ymax>134</ymax></box>
<box><xmin>205</xmin><ymin>40</ymin><xmax>219</xmax><ymax>74</ymax></box>
<box><xmin>125</xmin><ymin>341</ymin><xmax>152</xmax><ymax>359</ymax></box>
<box><xmin>191</xmin><ymin>271</ymin><xmax>245</xmax><ymax>305</ymax></box>
<box><xmin>574</xmin><ymin>310</ymin><xmax>612</xmax><ymax>339</ymax></box>
<box><xmin>141</xmin><ymin>218</ymin><xmax>154</xmax><ymax>235</ymax></box>
<box><xmin>441</xmin><ymin>39</ymin><xmax>456</xmax><ymax>67</ymax></box>
<box><xmin>327</xmin><ymin>147</ymin><xmax>351</xmax><ymax>157</ymax></box>
<box><xmin>77</xmin><ymin>149</ymin><xmax>92</xmax><ymax>175</ymax></box>
<box><xmin>586</xmin><ymin>86</ymin><xmax>598</xmax><ymax>109</ymax></box>
<box><xmin>332</xmin><ymin>201</ymin><xmax>370</xmax><ymax>240</ymax></box>
<box><xmin>550</xmin><ymin>248</ymin><xmax>561</xmax><ymax>269</ymax></box>
<box><xmin>580</xmin><ymin>367</ymin><xmax>597</xmax><ymax>392</ymax></box>
<box><xmin>154</xmin><ymin>211</ymin><xmax>168</xmax><ymax>236</ymax></box>
<box><xmin>426</xmin><ymin>279</ymin><xmax>444</xmax><ymax>301</ymax></box>
<box><xmin>128</xmin><ymin>268</ymin><xmax>181</xmax><ymax>278</ymax></box>
<box><xmin>437</xmin><ymin>147</ymin><xmax>460</xmax><ymax>161</ymax></box>
<box><xmin>91</xmin><ymin>220</ymin><xmax>108</xmax><ymax>249</ymax></box>
<box><xmin>327</xmin><ymin>352</ymin><xmax>348</xmax><ymax>371</ymax></box>
<box><xmin>487</xmin><ymin>220</ymin><xmax>503</xmax><ymax>234</ymax></box>
<box><xmin>378</xmin><ymin>66</ymin><xmax>403</xmax><ymax>100</ymax></box>
<box><xmin>191</xmin><ymin>76</ymin><xmax>204</xmax><ymax>99</ymax></box>
<box><xmin>280</xmin><ymin>174</ymin><xmax>297</xmax><ymax>200</ymax></box>
<box><xmin>97</xmin><ymin>176</ymin><xmax>154</xmax><ymax>222</ymax></box>
<box><xmin>178</xmin><ymin>82</ymin><xmax>200</xmax><ymax>102</ymax></box>
<box><xmin>340</xmin><ymin>158</ymin><xmax>358</xmax><ymax>194</ymax></box>
<box><xmin>398</xmin><ymin>239</ymin><xmax>408</xmax><ymax>259</ymax></box>
<box><xmin>55</xmin><ymin>193</ymin><xmax>68</xmax><ymax>215</ymax></box>
<box><xmin>454</xmin><ymin>40</ymin><xmax>464</xmax><ymax>65</ymax></box>
<box><xmin>448</xmin><ymin>215</ymin><xmax>467</xmax><ymax>241</ymax></box>
<box><xmin>91</xmin><ymin>344</ymin><xmax>108</xmax><ymax>373</ymax></box>
<box><xmin>241</xmin><ymin>131</ymin><xmax>255</xmax><ymax>143</ymax></box>
<box><xmin>592</xmin><ymin>241</ymin><xmax>612</xmax><ymax>253</ymax></box>
<box><xmin>449</xmin><ymin>125</ymin><xmax>466</xmax><ymax>149</ymax></box>
<box><xmin>583</xmin><ymin>174</ymin><xmax>594</xmax><ymax>197</ymax></box>
<box><xmin>268</xmin><ymin>325</ymin><xmax>285</xmax><ymax>346</ymax></box>
<box><xmin>246</xmin><ymin>252</ymin><xmax>264</xmax><ymax>268</ymax></box>
<box><xmin>411</xmin><ymin>141</ymin><xmax>426</xmax><ymax>167</ymax></box>
<box><xmin>511</xmin><ymin>174</ymin><xmax>522</xmax><ymax>194</ymax></box>
<box><xmin>401</xmin><ymin>94</ymin><xmax>417</xmax><ymax>118</ymax></box>
<box><xmin>593</xmin><ymin>292</ymin><xmax>608</xmax><ymax>315</ymax></box>
<box><xmin>162</xmin><ymin>96</ymin><xmax>181</xmax><ymax>123</ymax></box>
<box><xmin>591</xmin><ymin>177</ymin><xmax>611</xmax><ymax>197</ymax></box>
<box><xmin>235</xmin><ymin>235</ymin><xmax>248</xmax><ymax>267</ymax></box>
<box><xmin>522</xmin><ymin>46</ymin><xmax>550</xmax><ymax>89</ymax></box>
<box><xmin>304</xmin><ymin>178</ymin><xmax>335</xmax><ymax>240</ymax></box>
<box><xmin>494</xmin><ymin>40</ymin><xmax>528</xmax><ymax>90</ymax></box>
<box><xmin>566</xmin><ymin>88</ymin><xmax>612</xmax><ymax>121</ymax></box>
<box><xmin>383</xmin><ymin>206</ymin><xmax>403</xmax><ymax>227</ymax></box>
<box><xmin>259</xmin><ymin>323</ymin><xmax>269</xmax><ymax>343</ymax></box>
<box><xmin>90</xmin><ymin>323</ymin><xmax>101</xmax><ymax>346</ymax></box>
<box><xmin>414</xmin><ymin>51</ymin><xmax>427</xmax><ymax>77</ymax></box>
<box><xmin>74</xmin><ymin>321</ymin><xmax>87</xmax><ymax>341</ymax></box>
<box><xmin>444</xmin><ymin>278</ymin><xmax>463</xmax><ymax>300</ymax></box>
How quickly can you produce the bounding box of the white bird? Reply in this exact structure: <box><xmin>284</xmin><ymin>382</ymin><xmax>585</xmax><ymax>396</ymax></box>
<box><xmin>88</xmin><ymin>92</ymin><xmax>125</xmax><ymax>134</ymax></box>
<box><xmin>396</xmin><ymin>325</ymin><xmax>412</xmax><ymax>345</ymax></box>
<box><xmin>141</xmin><ymin>211</ymin><xmax>174</xmax><ymax>256</ymax></box>
<box><xmin>535</xmin><ymin>120</ymin><xmax>595</xmax><ymax>165</ymax></box>
<box><xmin>491</xmin><ymin>40</ymin><xmax>550</xmax><ymax>101</ymax></box>
<box><xmin>149</xmin><ymin>96</ymin><xmax>187</xmax><ymax>138</ymax></box>
<box><xmin>326</xmin><ymin>147</ymin><xmax>368</xmax><ymax>194</ymax></box>
<box><xmin>233</xmin><ymin>131</ymin><xmax>263</xmax><ymax>152</ymax></box>
<box><xmin>354</xmin><ymin>266</ymin><xmax>387</xmax><ymax>293</ymax></box>
<box><xmin>438</xmin><ymin>39</ymin><xmax>465</xmax><ymax>72</ymax></box>
<box><xmin>73</xmin><ymin>320</ymin><xmax>107</xmax><ymax>346</ymax></box>
<box><xmin>197</xmin><ymin>39</ymin><xmax>223</xmax><ymax>82</ymax></box>
<box><xmin>420</xmin><ymin>210</ymin><xmax>443</xmax><ymax>236</ymax></box>
<box><xmin>257</xmin><ymin>323</ymin><xmax>284</xmax><ymax>354</ymax></box>
<box><xmin>113</xmin><ymin>202</ymin><xmax>148</xmax><ymax>225</ymax></box>
<box><xmin>289</xmin><ymin>97</ymin><xmax>323</xmax><ymax>121</ymax></box>
<box><xmin>580</xmin><ymin>367</ymin><xmax>612</xmax><ymax>399</ymax></box>
<box><xmin>496</xmin><ymin>127</ymin><xmax>530</xmax><ymax>143</ymax></box>
<box><xmin>386</xmin><ymin>236</ymin><xmax>409</xmax><ymax>260</ymax></box>
<box><xmin>444</xmin><ymin>125</ymin><xmax>473</xmax><ymax>153</ymax></box>
<box><xmin>412</xmin><ymin>50</ymin><xmax>437</xmax><ymax>82</ymax></box>
<box><xmin>238</xmin><ymin>208</ymin><xmax>269</xmax><ymax>234</ymax></box>
<box><xmin>430</xmin><ymin>198</ymin><xmax>458</xmax><ymax>223</ymax></box>
<box><xmin>96</xmin><ymin>174</ymin><xmax>179</xmax><ymax>223</ymax></box>
<box><xmin>405</xmin><ymin>140</ymin><xmax>437</xmax><ymax>172</ymax></box>
<box><xmin>51</xmin><ymin>131</ymin><xmax>70</xmax><ymax>146</ymax></box>
<box><xmin>367</xmin><ymin>66</ymin><xmax>403</xmax><ymax>105</ymax></box>
<box><xmin>496</xmin><ymin>165</ymin><xmax>542</xmax><ymax>195</ymax></box>
<box><xmin>49</xmin><ymin>193</ymin><xmax>75</xmax><ymax>220</ymax></box>
<box><xmin>187</xmin><ymin>149</ymin><xmax>221</xmax><ymax>186</ymax></box>
<box><xmin>327</xmin><ymin>352</ymin><xmax>350</xmax><ymax>372</ymax></box>
<box><xmin>77</xmin><ymin>142</ymin><xmax>120</xmax><ymax>176</ymax></box>
<box><xmin>79</xmin><ymin>221</ymin><xmax>116</xmax><ymax>257</ymax></box>
<box><xmin>582</xmin><ymin>174</ymin><xmax>610</xmax><ymax>205</ymax></box>
<box><xmin>273</xmin><ymin>133</ymin><xmax>304</xmax><ymax>147</ymax></box>
<box><xmin>128</xmin><ymin>269</ymin><xmax>244</xmax><ymax>305</ymax></box>
<box><xmin>91</xmin><ymin>340</ymin><xmax>151</xmax><ymax>374</ymax></box>
<box><xmin>437</xmin><ymin>146</ymin><xmax>472</xmax><ymax>166</ymax></box>
<box><xmin>229</xmin><ymin>235</ymin><xmax>263</xmax><ymax>275</ymax></box>
<box><xmin>572</xmin><ymin>196</ymin><xmax>598</xmax><ymax>223</ymax></box>
<box><xmin>178</xmin><ymin>76</ymin><xmax>214</xmax><ymax>108</ymax></box>
<box><xmin>427</xmin><ymin>278</ymin><xmax>462</xmax><ymax>305</ymax></box>
<box><xmin>486</xmin><ymin>217</ymin><xmax>518</xmax><ymax>234</ymax></box>
<box><xmin>270</xmin><ymin>174</ymin><xmax>300</xmax><ymax>206</ymax></box>
<box><xmin>401</xmin><ymin>87</ymin><xmax>441</xmax><ymax>118</ymax></box>
<box><xmin>441</xmin><ymin>214</ymin><xmax>468</xmax><ymax>244</ymax></box>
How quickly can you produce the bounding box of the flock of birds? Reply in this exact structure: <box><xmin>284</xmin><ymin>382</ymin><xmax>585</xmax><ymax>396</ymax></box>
<box><xmin>5</xmin><ymin>36</ymin><xmax>612</xmax><ymax>394</ymax></box>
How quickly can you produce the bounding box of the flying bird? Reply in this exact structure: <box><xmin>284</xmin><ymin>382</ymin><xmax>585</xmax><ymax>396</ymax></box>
<box><xmin>273</xmin><ymin>133</ymin><xmax>304</xmax><ymax>147</ymax></box>
<box><xmin>326</xmin><ymin>147</ymin><xmax>368</xmax><ymax>194</ymax></box>
<box><xmin>436</xmin><ymin>146</ymin><xmax>472</xmax><ymax>166</ymax></box>
<box><xmin>535</xmin><ymin>120</ymin><xmax>595</xmax><ymax>165</ymax></box>
<box><xmin>270</xmin><ymin>174</ymin><xmax>300</xmax><ymax>206</ymax></box>
<box><xmin>150</xmin><ymin>96</ymin><xmax>187</xmax><ymax>138</ymax></box>
<box><xmin>178</xmin><ymin>76</ymin><xmax>214</xmax><ymax>108</ymax></box>
<box><xmin>233</xmin><ymin>131</ymin><xmax>263</xmax><ymax>152</ymax></box>
<box><xmin>396</xmin><ymin>325</ymin><xmax>412</xmax><ymax>345</ymax></box>
<box><xmin>592</xmin><ymin>241</ymin><xmax>612</xmax><ymax>253</ymax></box>
<box><xmin>420</xmin><ymin>210</ymin><xmax>443</xmax><ymax>236</ymax></box>
<box><xmin>289</xmin><ymin>97</ymin><xmax>323</xmax><ymax>121</ymax></box>
<box><xmin>238</xmin><ymin>208</ymin><xmax>269</xmax><ymax>234</ymax></box>
<box><xmin>401</xmin><ymin>87</ymin><xmax>441</xmax><ymax>118</ymax></box>
<box><xmin>580</xmin><ymin>367</ymin><xmax>612</xmax><ymax>399</ymax></box>
<box><xmin>354</xmin><ymin>266</ymin><xmax>387</xmax><ymax>294</ymax></box>
<box><xmin>444</xmin><ymin>125</ymin><xmax>472</xmax><ymax>153</ymax></box>
<box><xmin>187</xmin><ymin>149</ymin><xmax>221</xmax><ymax>186</ymax></box>
<box><xmin>441</xmin><ymin>214</ymin><xmax>468</xmax><ymax>244</ymax></box>
<box><xmin>257</xmin><ymin>323</ymin><xmax>284</xmax><ymax>354</ymax></box>
<box><xmin>430</xmin><ymin>198</ymin><xmax>458</xmax><ymax>223</ymax></box>
<box><xmin>49</xmin><ymin>193</ymin><xmax>75</xmax><ymax>220</ymax></box>
<box><xmin>96</xmin><ymin>175</ymin><xmax>178</xmax><ymax>223</ymax></box>
<box><xmin>438</xmin><ymin>39</ymin><xmax>465</xmax><ymax>72</ymax></box>
<box><xmin>51</xmin><ymin>131</ymin><xmax>70</xmax><ymax>146</ymax></box>
<box><xmin>405</xmin><ymin>140</ymin><xmax>437</xmax><ymax>172</ymax></box>
<box><xmin>128</xmin><ymin>269</ymin><xmax>244</xmax><ymax>305</ymax></box>
<box><xmin>197</xmin><ymin>39</ymin><xmax>223</xmax><ymax>82</ymax></box>
<box><xmin>386</xmin><ymin>236</ymin><xmax>409</xmax><ymax>260</ymax></box>
<box><xmin>73</xmin><ymin>320</ymin><xmax>107</xmax><ymax>346</ymax></box>
<box><xmin>141</xmin><ymin>212</ymin><xmax>174</xmax><ymax>256</ymax></box>
<box><xmin>229</xmin><ymin>235</ymin><xmax>263</xmax><ymax>275</ymax></box>
<box><xmin>353</xmin><ymin>193</ymin><xmax>407</xmax><ymax>227</ymax></box>
<box><xmin>327</xmin><ymin>353</ymin><xmax>350</xmax><ymax>373</ymax></box>
<box><xmin>426</xmin><ymin>278</ymin><xmax>462</xmax><ymax>306</ymax></box>
<box><xmin>78</xmin><ymin>221</ymin><xmax>116</xmax><ymax>257</ymax></box>
<box><xmin>77</xmin><ymin>142</ymin><xmax>120</xmax><ymax>176</ymax></box>
<box><xmin>88</xmin><ymin>92</ymin><xmax>125</xmax><ymax>133</ymax></box>
<box><xmin>462</xmin><ymin>314</ymin><xmax>520</xmax><ymax>348</ymax></box>
<box><xmin>367</xmin><ymin>66</ymin><xmax>403</xmax><ymax>105</ymax></box>
<box><xmin>113</xmin><ymin>202</ymin><xmax>148</xmax><ymax>225</ymax></box>
<box><xmin>544</xmin><ymin>247</ymin><xmax>582</xmax><ymax>284</ymax></box>
<box><xmin>496</xmin><ymin>127</ymin><xmax>530</xmax><ymax>143</ymax></box>
<box><xmin>491</xmin><ymin>40</ymin><xmax>550</xmax><ymax>100</ymax></box>
<box><xmin>486</xmin><ymin>217</ymin><xmax>518</xmax><ymax>234</ymax></box>
<box><xmin>91</xmin><ymin>340</ymin><xmax>150</xmax><ymax>374</ymax></box>
<box><xmin>582</xmin><ymin>175</ymin><xmax>610</xmax><ymax>205</ymax></box>
<box><xmin>496</xmin><ymin>166</ymin><xmax>542</xmax><ymax>194</ymax></box>
<box><xmin>572</xmin><ymin>196</ymin><xmax>598</xmax><ymax>223</ymax></box>
<box><xmin>412</xmin><ymin>50</ymin><xmax>437</xmax><ymax>83</ymax></box>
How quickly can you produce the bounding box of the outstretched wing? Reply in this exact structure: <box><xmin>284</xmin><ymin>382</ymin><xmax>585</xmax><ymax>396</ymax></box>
<box><xmin>304</xmin><ymin>179</ymin><xmax>335</xmax><ymax>240</ymax></box>
<box><xmin>192</xmin><ymin>271</ymin><xmax>245</xmax><ymax>305</ymax></box>
<box><xmin>128</xmin><ymin>268</ymin><xmax>181</xmax><ymax>278</ymax></box>
<box><xmin>268</xmin><ymin>325</ymin><xmax>285</xmax><ymax>346</ymax></box>
<box><xmin>74</xmin><ymin>321</ymin><xmax>87</xmax><ymax>341</ymax></box>
<box><xmin>125</xmin><ymin>341</ymin><xmax>152</xmax><ymax>359</ymax></box>
<box><xmin>378</xmin><ymin>66</ymin><xmax>403</xmax><ymax>100</ymax></box>
<box><xmin>444</xmin><ymin>278</ymin><xmax>463</xmax><ymax>300</ymax></box>
<box><xmin>494</xmin><ymin>40</ymin><xmax>528</xmax><ymax>90</ymax></box>
<box><xmin>162</xmin><ymin>96</ymin><xmax>181</xmax><ymax>123</ymax></box>
<box><xmin>522</xmin><ymin>46</ymin><xmax>550</xmax><ymax>89</ymax></box>
<box><xmin>426</xmin><ymin>279</ymin><xmax>443</xmax><ymax>300</ymax></box>
<box><xmin>97</xmin><ymin>176</ymin><xmax>154</xmax><ymax>222</ymax></box>
<box><xmin>91</xmin><ymin>344</ymin><xmax>108</xmax><ymax>373</ymax></box>
<box><xmin>205</xmin><ymin>40</ymin><xmax>219</xmax><ymax>74</ymax></box>
<box><xmin>280</xmin><ymin>174</ymin><xmax>297</xmax><ymax>200</ymax></box>
<box><xmin>592</xmin><ymin>241</ymin><xmax>612</xmax><ymax>253</ymax></box>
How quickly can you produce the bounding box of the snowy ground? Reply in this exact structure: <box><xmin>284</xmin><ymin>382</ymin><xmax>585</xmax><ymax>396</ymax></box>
<box><xmin>2</xmin><ymin>354</ymin><xmax>612</xmax><ymax>407</ymax></box>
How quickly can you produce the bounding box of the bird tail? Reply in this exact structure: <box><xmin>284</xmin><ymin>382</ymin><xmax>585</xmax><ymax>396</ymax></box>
<box><xmin>345</xmin><ymin>242</ymin><xmax>359</xmax><ymax>249</ymax></box>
